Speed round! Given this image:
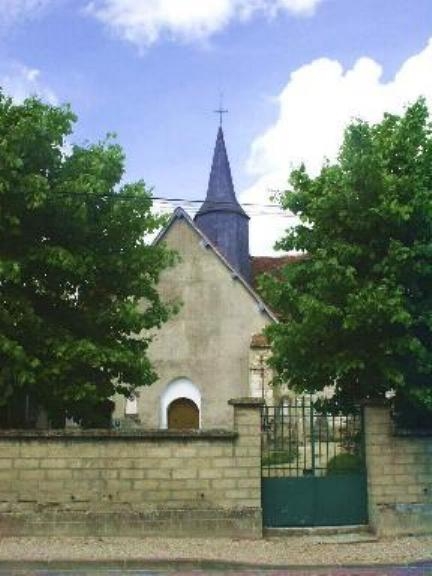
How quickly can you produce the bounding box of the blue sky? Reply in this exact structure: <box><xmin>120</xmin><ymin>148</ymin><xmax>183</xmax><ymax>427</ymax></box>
<box><xmin>1</xmin><ymin>0</ymin><xmax>432</xmax><ymax>253</ymax></box>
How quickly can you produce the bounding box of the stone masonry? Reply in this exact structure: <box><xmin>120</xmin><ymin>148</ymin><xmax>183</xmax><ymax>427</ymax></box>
<box><xmin>0</xmin><ymin>398</ymin><xmax>263</xmax><ymax>538</ymax></box>
<box><xmin>1</xmin><ymin>400</ymin><xmax>431</xmax><ymax>538</ymax></box>
<box><xmin>364</xmin><ymin>404</ymin><xmax>432</xmax><ymax>536</ymax></box>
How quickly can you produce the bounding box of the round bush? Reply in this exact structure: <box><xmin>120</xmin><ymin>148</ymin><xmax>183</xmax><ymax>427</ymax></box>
<box><xmin>326</xmin><ymin>453</ymin><xmax>362</xmax><ymax>475</ymax></box>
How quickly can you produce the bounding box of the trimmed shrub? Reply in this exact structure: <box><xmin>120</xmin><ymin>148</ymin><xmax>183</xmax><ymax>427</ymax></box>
<box><xmin>262</xmin><ymin>449</ymin><xmax>297</xmax><ymax>466</ymax></box>
<box><xmin>326</xmin><ymin>453</ymin><xmax>362</xmax><ymax>475</ymax></box>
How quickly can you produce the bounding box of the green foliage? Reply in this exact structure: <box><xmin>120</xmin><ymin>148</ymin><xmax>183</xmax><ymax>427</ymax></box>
<box><xmin>392</xmin><ymin>395</ymin><xmax>432</xmax><ymax>430</ymax></box>
<box><xmin>326</xmin><ymin>453</ymin><xmax>362</xmax><ymax>475</ymax></box>
<box><xmin>262</xmin><ymin>99</ymin><xmax>432</xmax><ymax>418</ymax></box>
<box><xmin>261</xmin><ymin>448</ymin><xmax>297</xmax><ymax>466</ymax></box>
<box><xmin>0</xmin><ymin>92</ymin><xmax>177</xmax><ymax>426</ymax></box>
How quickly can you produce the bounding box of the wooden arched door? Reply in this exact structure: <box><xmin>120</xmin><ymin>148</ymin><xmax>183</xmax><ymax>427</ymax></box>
<box><xmin>167</xmin><ymin>397</ymin><xmax>199</xmax><ymax>430</ymax></box>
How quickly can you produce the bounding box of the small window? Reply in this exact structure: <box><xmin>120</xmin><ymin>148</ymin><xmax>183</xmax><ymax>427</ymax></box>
<box><xmin>167</xmin><ymin>397</ymin><xmax>199</xmax><ymax>430</ymax></box>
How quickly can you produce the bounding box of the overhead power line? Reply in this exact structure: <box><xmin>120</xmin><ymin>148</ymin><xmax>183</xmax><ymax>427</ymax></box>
<box><xmin>4</xmin><ymin>189</ymin><xmax>298</xmax><ymax>218</ymax></box>
<box><xmin>150</xmin><ymin>196</ymin><xmax>298</xmax><ymax>218</ymax></box>
<box><xmin>152</xmin><ymin>196</ymin><xmax>282</xmax><ymax>208</ymax></box>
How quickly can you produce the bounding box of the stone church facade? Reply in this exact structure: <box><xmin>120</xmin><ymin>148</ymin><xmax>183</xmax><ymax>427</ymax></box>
<box><xmin>113</xmin><ymin>126</ymin><xmax>281</xmax><ymax>429</ymax></box>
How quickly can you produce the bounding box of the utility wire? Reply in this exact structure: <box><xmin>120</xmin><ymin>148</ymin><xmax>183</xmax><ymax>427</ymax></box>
<box><xmin>151</xmin><ymin>196</ymin><xmax>283</xmax><ymax>208</ymax></box>
<box><xmin>152</xmin><ymin>197</ymin><xmax>297</xmax><ymax>218</ymax></box>
<box><xmin>5</xmin><ymin>189</ymin><xmax>287</xmax><ymax>208</ymax></box>
<box><xmin>4</xmin><ymin>190</ymin><xmax>298</xmax><ymax>217</ymax></box>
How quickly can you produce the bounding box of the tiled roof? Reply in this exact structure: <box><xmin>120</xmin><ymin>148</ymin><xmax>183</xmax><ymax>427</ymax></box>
<box><xmin>250</xmin><ymin>255</ymin><xmax>305</xmax><ymax>290</ymax></box>
<box><xmin>250</xmin><ymin>333</ymin><xmax>269</xmax><ymax>348</ymax></box>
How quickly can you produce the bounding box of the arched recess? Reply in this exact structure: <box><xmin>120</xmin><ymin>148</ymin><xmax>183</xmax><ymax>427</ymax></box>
<box><xmin>160</xmin><ymin>378</ymin><xmax>201</xmax><ymax>429</ymax></box>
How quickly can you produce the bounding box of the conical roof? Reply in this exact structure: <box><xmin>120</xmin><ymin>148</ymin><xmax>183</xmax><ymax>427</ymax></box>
<box><xmin>194</xmin><ymin>125</ymin><xmax>251</xmax><ymax>281</ymax></box>
<box><xmin>195</xmin><ymin>126</ymin><xmax>249</xmax><ymax>218</ymax></box>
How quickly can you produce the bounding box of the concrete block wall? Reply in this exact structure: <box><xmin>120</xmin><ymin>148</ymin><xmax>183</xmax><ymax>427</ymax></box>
<box><xmin>0</xmin><ymin>398</ymin><xmax>263</xmax><ymax>538</ymax></box>
<box><xmin>364</xmin><ymin>404</ymin><xmax>432</xmax><ymax>536</ymax></box>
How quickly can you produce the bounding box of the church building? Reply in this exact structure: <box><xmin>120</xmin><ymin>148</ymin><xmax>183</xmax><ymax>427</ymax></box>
<box><xmin>114</xmin><ymin>125</ymin><xmax>281</xmax><ymax>429</ymax></box>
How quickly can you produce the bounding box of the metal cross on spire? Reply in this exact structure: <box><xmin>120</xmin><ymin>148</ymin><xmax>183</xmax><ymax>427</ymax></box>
<box><xmin>214</xmin><ymin>92</ymin><xmax>228</xmax><ymax>126</ymax></box>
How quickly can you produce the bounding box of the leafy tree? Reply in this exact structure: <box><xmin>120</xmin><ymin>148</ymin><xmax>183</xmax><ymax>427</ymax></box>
<box><xmin>0</xmin><ymin>93</ymin><xmax>176</xmax><ymax>427</ymax></box>
<box><xmin>262</xmin><ymin>99</ymin><xmax>432</xmax><ymax>421</ymax></box>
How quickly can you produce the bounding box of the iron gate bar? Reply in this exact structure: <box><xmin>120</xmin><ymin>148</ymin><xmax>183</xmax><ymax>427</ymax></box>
<box><xmin>261</xmin><ymin>397</ymin><xmax>368</xmax><ymax>527</ymax></box>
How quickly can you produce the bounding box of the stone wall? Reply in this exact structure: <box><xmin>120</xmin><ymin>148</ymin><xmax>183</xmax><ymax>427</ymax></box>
<box><xmin>0</xmin><ymin>399</ymin><xmax>262</xmax><ymax>538</ymax></box>
<box><xmin>364</xmin><ymin>404</ymin><xmax>432</xmax><ymax>536</ymax></box>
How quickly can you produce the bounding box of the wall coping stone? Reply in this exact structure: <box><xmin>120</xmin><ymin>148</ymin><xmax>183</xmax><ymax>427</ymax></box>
<box><xmin>228</xmin><ymin>397</ymin><xmax>265</xmax><ymax>407</ymax></box>
<box><xmin>364</xmin><ymin>402</ymin><xmax>432</xmax><ymax>437</ymax></box>
<box><xmin>0</xmin><ymin>428</ymin><xmax>238</xmax><ymax>441</ymax></box>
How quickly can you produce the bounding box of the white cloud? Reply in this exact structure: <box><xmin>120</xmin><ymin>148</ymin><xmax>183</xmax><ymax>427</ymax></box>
<box><xmin>243</xmin><ymin>38</ymin><xmax>432</xmax><ymax>255</ymax></box>
<box><xmin>0</xmin><ymin>62</ymin><xmax>57</xmax><ymax>104</ymax></box>
<box><xmin>86</xmin><ymin>0</ymin><xmax>322</xmax><ymax>47</ymax></box>
<box><xmin>0</xmin><ymin>0</ymin><xmax>53</xmax><ymax>28</ymax></box>
<box><xmin>276</xmin><ymin>0</ymin><xmax>321</xmax><ymax>15</ymax></box>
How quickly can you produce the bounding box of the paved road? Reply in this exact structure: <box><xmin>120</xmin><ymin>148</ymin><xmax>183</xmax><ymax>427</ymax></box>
<box><xmin>0</xmin><ymin>563</ymin><xmax>431</xmax><ymax>575</ymax></box>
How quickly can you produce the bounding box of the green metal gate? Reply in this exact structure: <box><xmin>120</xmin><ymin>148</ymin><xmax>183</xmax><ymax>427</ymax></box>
<box><xmin>261</xmin><ymin>398</ymin><xmax>368</xmax><ymax>527</ymax></box>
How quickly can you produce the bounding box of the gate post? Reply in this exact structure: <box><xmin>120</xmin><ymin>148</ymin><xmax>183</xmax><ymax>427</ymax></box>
<box><xmin>228</xmin><ymin>398</ymin><xmax>264</xmax><ymax>536</ymax></box>
<box><xmin>363</xmin><ymin>401</ymin><xmax>392</xmax><ymax>534</ymax></box>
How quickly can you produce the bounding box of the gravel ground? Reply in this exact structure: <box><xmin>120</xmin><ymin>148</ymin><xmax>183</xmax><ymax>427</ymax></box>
<box><xmin>0</xmin><ymin>535</ymin><xmax>430</xmax><ymax>567</ymax></box>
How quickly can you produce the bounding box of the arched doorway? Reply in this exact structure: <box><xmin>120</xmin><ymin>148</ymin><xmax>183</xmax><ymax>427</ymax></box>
<box><xmin>167</xmin><ymin>398</ymin><xmax>199</xmax><ymax>430</ymax></box>
<box><xmin>160</xmin><ymin>378</ymin><xmax>201</xmax><ymax>429</ymax></box>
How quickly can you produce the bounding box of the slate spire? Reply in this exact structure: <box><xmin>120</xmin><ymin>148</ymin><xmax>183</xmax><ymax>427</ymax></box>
<box><xmin>196</xmin><ymin>127</ymin><xmax>247</xmax><ymax>217</ymax></box>
<box><xmin>194</xmin><ymin>126</ymin><xmax>251</xmax><ymax>281</ymax></box>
